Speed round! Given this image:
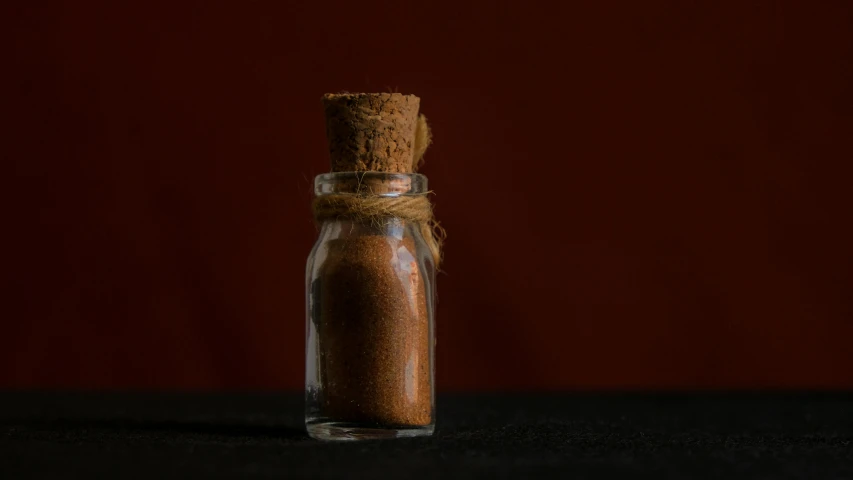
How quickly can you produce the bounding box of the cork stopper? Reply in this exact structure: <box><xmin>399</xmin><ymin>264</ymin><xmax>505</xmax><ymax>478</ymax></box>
<box><xmin>322</xmin><ymin>93</ymin><xmax>421</xmax><ymax>173</ymax></box>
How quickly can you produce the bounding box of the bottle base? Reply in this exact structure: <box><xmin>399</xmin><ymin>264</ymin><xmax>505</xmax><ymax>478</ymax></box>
<box><xmin>306</xmin><ymin>421</ymin><xmax>434</xmax><ymax>441</ymax></box>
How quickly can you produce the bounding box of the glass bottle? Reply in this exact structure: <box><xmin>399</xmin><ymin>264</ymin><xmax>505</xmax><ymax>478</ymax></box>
<box><xmin>305</xmin><ymin>172</ymin><xmax>436</xmax><ymax>440</ymax></box>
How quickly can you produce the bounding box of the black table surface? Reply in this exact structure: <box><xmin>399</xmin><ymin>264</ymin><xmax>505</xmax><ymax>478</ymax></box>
<box><xmin>1</xmin><ymin>392</ymin><xmax>852</xmax><ymax>479</ymax></box>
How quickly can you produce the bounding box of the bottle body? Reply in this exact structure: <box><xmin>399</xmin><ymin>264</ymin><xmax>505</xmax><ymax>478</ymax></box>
<box><xmin>305</xmin><ymin>173</ymin><xmax>436</xmax><ymax>440</ymax></box>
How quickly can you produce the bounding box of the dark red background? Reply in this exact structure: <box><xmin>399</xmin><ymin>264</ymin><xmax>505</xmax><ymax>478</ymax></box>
<box><xmin>4</xmin><ymin>1</ymin><xmax>853</xmax><ymax>390</ymax></box>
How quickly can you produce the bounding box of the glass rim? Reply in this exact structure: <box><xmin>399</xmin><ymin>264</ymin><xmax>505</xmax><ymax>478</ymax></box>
<box><xmin>314</xmin><ymin>171</ymin><xmax>427</xmax><ymax>182</ymax></box>
<box><xmin>314</xmin><ymin>171</ymin><xmax>428</xmax><ymax>197</ymax></box>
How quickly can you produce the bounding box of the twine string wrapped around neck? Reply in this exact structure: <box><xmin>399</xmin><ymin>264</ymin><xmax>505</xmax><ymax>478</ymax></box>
<box><xmin>313</xmin><ymin>193</ymin><xmax>444</xmax><ymax>266</ymax></box>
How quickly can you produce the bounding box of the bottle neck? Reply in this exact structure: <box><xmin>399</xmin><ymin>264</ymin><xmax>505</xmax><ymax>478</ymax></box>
<box><xmin>314</xmin><ymin>172</ymin><xmax>428</xmax><ymax>197</ymax></box>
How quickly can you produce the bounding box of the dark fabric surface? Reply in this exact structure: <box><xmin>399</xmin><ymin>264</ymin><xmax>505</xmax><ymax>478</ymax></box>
<box><xmin>1</xmin><ymin>393</ymin><xmax>852</xmax><ymax>479</ymax></box>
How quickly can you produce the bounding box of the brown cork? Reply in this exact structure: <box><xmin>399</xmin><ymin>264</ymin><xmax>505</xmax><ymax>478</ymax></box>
<box><xmin>322</xmin><ymin>93</ymin><xmax>421</xmax><ymax>173</ymax></box>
